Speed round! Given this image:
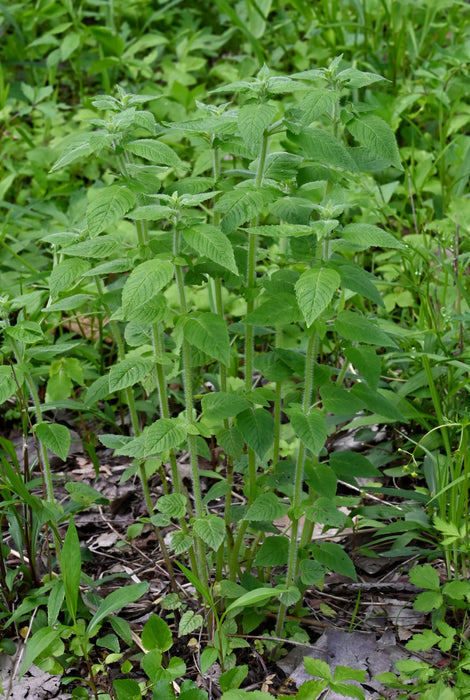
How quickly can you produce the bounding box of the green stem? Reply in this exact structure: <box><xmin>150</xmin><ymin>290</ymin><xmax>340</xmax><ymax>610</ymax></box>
<box><xmin>275</xmin><ymin>330</ymin><xmax>318</xmax><ymax>639</ymax></box>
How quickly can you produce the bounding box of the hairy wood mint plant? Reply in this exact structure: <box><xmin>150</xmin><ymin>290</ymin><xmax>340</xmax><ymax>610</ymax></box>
<box><xmin>5</xmin><ymin>58</ymin><xmax>408</xmax><ymax>660</ymax></box>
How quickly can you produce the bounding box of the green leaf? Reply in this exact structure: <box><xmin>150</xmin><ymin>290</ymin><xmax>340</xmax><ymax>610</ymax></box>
<box><xmin>333</xmin><ymin>258</ymin><xmax>384</xmax><ymax>306</ymax></box>
<box><xmin>141</xmin><ymin>614</ymin><xmax>173</xmax><ymax>652</ymax></box>
<box><xmin>145</xmin><ymin>419</ymin><xmax>186</xmax><ymax>455</ymax></box>
<box><xmin>220</xmin><ymin>665</ymin><xmax>249</xmax><ymax>693</ymax></box>
<box><xmin>109</xmin><ymin>357</ymin><xmax>153</xmax><ymax>392</ymax></box>
<box><xmin>288</xmin><ymin>406</ymin><xmax>327</xmax><ymax>455</ymax></box>
<box><xmin>215</xmin><ymin>426</ymin><xmax>244</xmax><ymax>461</ymax></box>
<box><xmin>347</xmin><ymin>114</ymin><xmax>402</xmax><ymax>170</ymax></box>
<box><xmin>290</xmin><ymin>128</ymin><xmax>359</xmax><ymax>172</ymax></box>
<box><xmin>49</xmin><ymin>258</ymin><xmax>89</xmax><ymax>300</ymax></box>
<box><xmin>183</xmin><ymin>224</ymin><xmax>238</xmax><ymax>274</ymax></box>
<box><xmin>183</xmin><ymin>312</ymin><xmax>230</xmax><ymax>366</ymax></box>
<box><xmin>201</xmin><ymin>392</ymin><xmax>250</xmax><ymax>420</ymax></box>
<box><xmin>128</xmin><ymin>204</ymin><xmax>173</xmax><ymax>221</ymax></box>
<box><xmin>246</xmin><ymin>493</ymin><xmax>288</xmax><ymax>522</ymax></box>
<box><xmin>34</xmin><ymin>423</ymin><xmax>71</xmax><ymax>461</ymax></box>
<box><xmin>409</xmin><ymin>564</ymin><xmax>441</xmax><ymax>591</ymax></box>
<box><xmin>406</xmin><ymin>630</ymin><xmax>442</xmax><ymax>652</ymax></box>
<box><xmin>245</xmin><ymin>224</ymin><xmax>313</xmax><ymax>238</ymax></box>
<box><xmin>125</xmin><ymin>138</ymin><xmax>183</xmax><ymax>167</ymax></box>
<box><xmin>344</xmin><ymin>345</ymin><xmax>381</xmax><ymax>390</ymax></box>
<box><xmin>295</xmin><ymin>267</ymin><xmax>340</xmax><ymax>326</ymax></box>
<box><xmin>237</xmin><ymin>407</ymin><xmax>275</xmax><ymax>458</ymax></box>
<box><xmin>63</xmin><ymin>235</ymin><xmax>119</xmax><ymax>259</ymax></box>
<box><xmin>112</xmin><ymin>679</ymin><xmax>142</xmax><ymax>700</ymax></box>
<box><xmin>65</xmin><ymin>481</ymin><xmax>109</xmax><ymax>506</ymax></box>
<box><xmin>62</xmin><ymin>520</ymin><xmax>81</xmax><ymax>621</ymax></box>
<box><xmin>238</xmin><ymin>103</ymin><xmax>277</xmax><ymax>153</ymax></box>
<box><xmin>297</xmin><ymin>89</ymin><xmax>340</xmax><ymax>124</ymax></box>
<box><xmin>329</xmin><ymin>451</ymin><xmax>381</xmax><ymax>481</ymax></box>
<box><xmin>350</xmin><ymin>384</ymin><xmax>404</xmax><ymax>421</ymax></box>
<box><xmin>193</xmin><ymin>514</ymin><xmax>226</xmax><ymax>551</ymax></box>
<box><xmin>303</xmin><ymin>657</ymin><xmax>333</xmax><ymax>681</ymax></box>
<box><xmin>0</xmin><ymin>366</ymin><xmax>17</xmax><ymax>403</ymax></box>
<box><xmin>178</xmin><ymin>610</ymin><xmax>203</xmax><ymax>637</ymax></box>
<box><xmin>122</xmin><ymin>260</ymin><xmax>173</xmax><ymax>322</ymax></box>
<box><xmin>296</xmin><ymin>679</ymin><xmax>329</xmax><ymax>699</ymax></box>
<box><xmin>88</xmin><ymin>582</ymin><xmax>149</xmax><ymax>636</ymax></box>
<box><xmin>19</xmin><ymin>627</ymin><xmax>61</xmax><ymax>679</ymax></box>
<box><xmin>312</xmin><ymin>542</ymin><xmax>357</xmax><ymax>580</ymax></box>
<box><xmin>225</xmin><ymin>587</ymin><xmax>279</xmax><ymax>615</ymax></box>
<box><xmin>6</xmin><ymin>321</ymin><xmax>44</xmax><ymax>344</ymax></box>
<box><xmin>341</xmin><ymin>223</ymin><xmax>405</xmax><ymax>250</ymax></box>
<box><xmin>320</xmin><ymin>385</ymin><xmax>366</xmax><ymax>415</ymax></box>
<box><xmin>335</xmin><ymin>311</ymin><xmax>397</xmax><ymax>347</ymax></box>
<box><xmin>244</xmin><ymin>293</ymin><xmax>301</xmax><ymax>326</ymax></box>
<box><xmin>87</xmin><ymin>186</ymin><xmax>136</xmax><ymax>237</ymax></box>
<box><xmin>156</xmin><ymin>493</ymin><xmax>187</xmax><ymax>519</ymax></box>
<box><xmin>414</xmin><ymin>590</ymin><xmax>444</xmax><ymax>612</ymax></box>
<box><xmin>254</xmin><ymin>536</ymin><xmax>289</xmax><ymax>567</ymax></box>
<box><xmin>215</xmin><ymin>189</ymin><xmax>265</xmax><ymax>233</ymax></box>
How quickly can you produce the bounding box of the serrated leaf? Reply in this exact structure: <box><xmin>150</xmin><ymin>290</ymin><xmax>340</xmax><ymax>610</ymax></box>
<box><xmin>238</xmin><ymin>103</ymin><xmax>277</xmax><ymax>153</ymax></box>
<box><xmin>34</xmin><ymin>423</ymin><xmax>71</xmax><ymax>461</ymax></box>
<box><xmin>201</xmin><ymin>392</ymin><xmax>250</xmax><ymax>420</ymax></box>
<box><xmin>244</xmin><ymin>293</ymin><xmax>301</xmax><ymax>326</ymax></box>
<box><xmin>49</xmin><ymin>258</ymin><xmax>90</xmax><ymax>300</ymax></box>
<box><xmin>312</xmin><ymin>542</ymin><xmax>357</xmax><ymax>580</ymax></box>
<box><xmin>121</xmin><ymin>260</ymin><xmax>173</xmax><ymax>322</ymax></box>
<box><xmin>183</xmin><ymin>312</ymin><xmax>230</xmax><ymax>366</ymax></box>
<box><xmin>63</xmin><ymin>235</ymin><xmax>119</xmax><ymax>258</ymax></box>
<box><xmin>335</xmin><ymin>311</ymin><xmax>397</xmax><ymax>347</ymax></box>
<box><xmin>344</xmin><ymin>344</ymin><xmax>381</xmax><ymax>390</ymax></box>
<box><xmin>246</xmin><ymin>492</ymin><xmax>288</xmax><ymax>522</ymax></box>
<box><xmin>225</xmin><ymin>587</ymin><xmax>279</xmax><ymax>614</ymax></box>
<box><xmin>215</xmin><ymin>426</ymin><xmax>244</xmax><ymax>461</ymax></box>
<box><xmin>254</xmin><ymin>536</ymin><xmax>289</xmax><ymax>567</ymax></box>
<box><xmin>320</xmin><ymin>385</ymin><xmax>366</xmax><ymax>415</ymax></box>
<box><xmin>156</xmin><ymin>493</ymin><xmax>187</xmax><ymax>518</ymax></box>
<box><xmin>108</xmin><ymin>357</ymin><xmax>153</xmax><ymax>392</ymax></box>
<box><xmin>145</xmin><ymin>419</ymin><xmax>186</xmax><ymax>455</ymax></box>
<box><xmin>296</xmin><ymin>267</ymin><xmax>339</xmax><ymax>327</ymax></box>
<box><xmin>333</xmin><ymin>258</ymin><xmax>383</xmax><ymax>306</ymax></box>
<box><xmin>246</xmin><ymin>224</ymin><xmax>313</xmax><ymax>238</ymax></box>
<box><xmin>341</xmin><ymin>223</ymin><xmax>405</xmax><ymax>250</ymax></box>
<box><xmin>178</xmin><ymin>610</ymin><xmax>203</xmax><ymax>637</ymax></box>
<box><xmin>297</xmin><ymin>89</ymin><xmax>340</xmax><ymax>124</ymax></box>
<box><xmin>304</xmin><ymin>657</ymin><xmax>333</xmax><ymax>681</ymax></box>
<box><xmin>125</xmin><ymin>138</ymin><xmax>182</xmax><ymax>167</ymax></box>
<box><xmin>347</xmin><ymin>114</ymin><xmax>402</xmax><ymax>170</ymax></box>
<box><xmin>6</xmin><ymin>321</ymin><xmax>44</xmax><ymax>344</ymax></box>
<box><xmin>215</xmin><ymin>189</ymin><xmax>265</xmax><ymax>233</ymax></box>
<box><xmin>128</xmin><ymin>204</ymin><xmax>173</xmax><ymax>221</ymax></box>
<box><xmin>350</xmin><ymin>384</ymin><xmax>404</xmax><ymax>421</ymax></box>
<box><xmin>290</xmin><ymin>128</ymin><xmax>359</xmax><ymax>172</ymax></box>
<box><xmin>406</xmin><ymin>630</ymin><xmax>442</xmax><ymax>652</ymax></box>
<box><xmin>414</xmin><ymin>590</ymin><xmax>443</xmax><ymax>612</ymax></box>
<box><xmin>237</xmin><ymin>407</ymin><xmax>274</xmax><ymax>458</ymax></box>
<box><xmin>183</xmin><ymin>224</ymin><xmax>238</xmax><ymax>274</ymax></box>
<box><xmin>409</xmin><ymin>564</ymin><xmax>441</xmax><ymax>591</ymax></box>
<box><xmin>193</xmin><ymin>514</ymin><xmax>225</xmax><ymax>551</ymax></box>
<box><xmin>87</xmin><ymin>186</ymin><xmax>135</xmax><ymax>236</ymax></box>
<box><xmin>288</xmin><ymin>406</ymin><xmax>327</xmax><ymax>455</ymax></box>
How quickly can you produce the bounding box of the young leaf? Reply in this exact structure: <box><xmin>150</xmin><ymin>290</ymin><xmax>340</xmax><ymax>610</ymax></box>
<box><xmin>121</xmin><ymin>260</ymin><xmax>173</xmax><ymax>322</ymax></box>
<box><xmin>5</xmin><ymin>321</ymin><xmax>44</xmax><ymax>344</ymax></box>
<box><xmin>303</xmin><ymin>657</ymin><xmax>333</xmax><ymax>682</ymax></box>
<box><xmin>156</xmin><ymin>493</ymin><xmax>187</xmax><ymax>519</ymax></box>
<box><xmin>178</xmin><ymin>610</ymin><xmax>203</xmax><ymax>637</ymax></box>
<box><xmin>183</xmin><ymin>312</ymin><xmax>230</xmax><ymax>366</ymax></box>
<box><xmin>19</xmin><ymin>627</ymin><xmax>61</xmax><ymax>679</ymax></box>
<box><xmin>215</xmin><ymin>189</ymin><xmax>265</xmax><ymax>233</ymax></box>
<box><xmin>287</xmin><ymin>406</ymin><xmax>327</xmax><ymax>455</ymax></box>
<box><xmin>49</xmin><ymin>258</ymin><xmax>90</xmax><ymax>300</ymax></box>
<box><xmin>125</xmin><ymin>138</ymin><xmax>183</xmax><ymax>167</ymax></box>
<box><xmin>34</xmin><ymin>422</ymin><xmax>71</xmax><ymax>462</ymax></box>
<box><xmin>87</xmin><ymin>186</ymin><xmax>136</xmax><ymax>237</ymax></box>
<box><xmin>237</xmin><ymin>407</ymin><xmax>275</xmax><ymax>458</ymax></box>
<box><xmin>238</xmin><ymin>103</ymin><xmax>277</xmax><ymax>153</ymax></box>
<box><xmin>62</xmin><ymin>520</ymin><xmax>81</xmax><ymax>622</ymax></box>
<box><xmin>109</xmin><ymin>357</ymin><xmax>153</xmax><ymax>392</ymax></box>
<box><xmin>0</xmin><ymin>367</ymin><xmax>17</xmax><ymax>404</ymax></box>
<box><xmin>224</xmin><ymin>587</ymin><xmax>279</xmax><ymax>615</ymax></box>
<box><xmin>295</xmin><ymin>267</ymin><xmax>340</xmax><ymax>327</ymax></box>
<box><xmin>193</xmin><ymin>514</ymin><xmax>226</xmax><ymax>551</ymax></box>
<box><xmin>408</xmin><ymin>564</ymin><xmax>441</xmax><ymax>591</ymax></box>
<box><xmin>347</xmin><ymin>114</ymin><xmax>402</xmax><ymax>170</ymax></box>
<box><xmin>87</xmin><ymin>582</ymin><xmax>149</xmax><ymax>635</ymax></box>
<box><xmin>290</xmin><ymin>128</ymin><xmax>359</xmax><ymax>172</ymax></box>
<box><xmin>182</xmin><ymin>224</ymin><xmax>238</xmax><ymax>274</ymax></box>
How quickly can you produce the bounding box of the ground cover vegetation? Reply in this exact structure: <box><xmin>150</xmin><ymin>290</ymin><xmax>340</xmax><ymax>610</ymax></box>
<box><xmin>1</xmin><ymin>0</ymin><xmax>470</xmax><ymax>698</ymax></box>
